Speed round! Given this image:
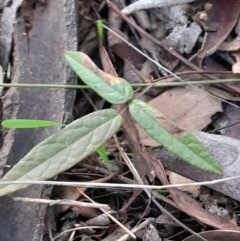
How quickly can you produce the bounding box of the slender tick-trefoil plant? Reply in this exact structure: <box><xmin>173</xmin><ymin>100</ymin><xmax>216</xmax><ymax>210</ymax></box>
<box><xmin>0</xmin><ymin>50</ymin><xmax>223</xmax><ymax>197</ymax></box>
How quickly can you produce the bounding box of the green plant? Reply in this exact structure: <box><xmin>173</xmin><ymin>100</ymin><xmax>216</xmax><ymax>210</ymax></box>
<box><xmin>2</xmin><ymin>119</ymin><xmax>111</xmax><ymax>169</ymax></box>
<box><xmin>2</xmin><ymin>119</ymin><xmax>64</xmax><ymax>128</ymax></box>
<box><xmin>0</xmin><ymin>51</ymin><xmax>222</xmax><ymax>197</ymax></box>
<box><xmin>96</xmin><ymin>19</ymin><xmax>104</xmax><ymax>43</ymax></box>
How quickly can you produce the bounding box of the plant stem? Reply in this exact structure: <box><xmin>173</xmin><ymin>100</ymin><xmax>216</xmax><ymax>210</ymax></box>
<box><xmin>1</xmin><ymin>78</ymin><xmax>240</xmax><ymax>89</ymax></box>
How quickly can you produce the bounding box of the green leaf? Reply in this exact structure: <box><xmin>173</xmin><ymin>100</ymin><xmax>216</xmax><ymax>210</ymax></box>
<box><xmin>97</xmin><ymin>145</ymin><xmax>110</xmax><ymax>170</ymax></box>
<box><xmin>129</xmin><ymin>99</ymin><xmax>222</xmax><ymax>174</ymax></box>
<box><xmin>0</xmin><ymin>109</ymin><xmax>121</xmax><ymax>196</ymax></box>
<box><xmin>65</xmin><ymin>51</ymin><xmax>133</xmax><ymax>104</ymax></box>
<box><xmin>156</xmin><ymin>189</ymin><xmax>169</xmax><ymax>194</ymax></box>
<box><xmin>96</xmin><ymin>20</ymin><xmax>104</xmax><ymax>43</ymax></box>
<box><xmin>2</xmin><ymin>119</ymin><xmax>64</xmax><ymax>128</ymax></box>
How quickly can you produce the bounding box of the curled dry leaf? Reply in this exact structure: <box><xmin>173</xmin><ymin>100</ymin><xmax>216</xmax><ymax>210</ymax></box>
<box><xmin>196</xmin><ymin>0</ymin><xmax>240</xmax><ymax>65</ymax></box>
<box><xmin>218</xmin><ymin>16</ymin><xmax>240</xmax><ymax>52</ymax></box>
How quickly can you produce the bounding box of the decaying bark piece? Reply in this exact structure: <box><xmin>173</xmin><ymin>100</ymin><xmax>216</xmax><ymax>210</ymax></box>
<box><xmin>0</xmin><ymin>0</ymin><xmax>24</xmax><ymax>72</ymax></box>
<box><xmin>0</xmin><ymin>0</ymin><xmax>78</xmax><ymax>240</ymax></box>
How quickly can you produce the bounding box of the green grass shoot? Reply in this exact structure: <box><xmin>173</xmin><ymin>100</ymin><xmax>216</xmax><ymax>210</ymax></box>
<box><xmin>2</xmin><ymin>119</ymin><xmax>64</xmax><ymax>128</ymax></box>
<box><xmin>96</xmin><ymin>19</ymin><xmax>104</xmax><ymax>43</ymax></box>
<box><xmin>97</xmin><ymin>145</ymin><xmax>111</xmax><ymax>170</ymax></box>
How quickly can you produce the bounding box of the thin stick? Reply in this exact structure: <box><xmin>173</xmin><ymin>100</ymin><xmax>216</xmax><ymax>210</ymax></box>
<box><xmin>1</xmin><ymin>175</ymin><xmax>240</xmax><ymax>190</ymax></box>
<box><xmin>0</xmin><ymin>78</ymin><xmax>240</xmax><ymax>90</ymax></box>
<box><xmin>154</xmin><ymin>70</ymin><xmax>233</xmax><ymax>82</ymax></box>
<box><xmin>80</xmin><ymin>162</ymin><xmax>178</xmax><ymax>208</ymax></box>
<box><xmin>53</xmin><ymin>226</ymin><xmax>108</xmax><ymax>240</ymax></box>
<box><xmin>13</xmin><ymin>197</ymin><xmax>110</xmax><ymax>209</ymax></box>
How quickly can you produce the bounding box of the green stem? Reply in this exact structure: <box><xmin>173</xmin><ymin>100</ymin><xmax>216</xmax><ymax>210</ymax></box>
<box><xmin>0</xmin><ymin>78</ymin><xmax>240</xmax><ymax>89</ymax></box>
<box><xmin>0</xmin><ymin>83</ymin><xmax>89</xmax><ymax>89</ymax></box>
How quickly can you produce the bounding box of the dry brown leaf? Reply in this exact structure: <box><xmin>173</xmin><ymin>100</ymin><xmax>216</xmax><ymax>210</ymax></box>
<box><xmin>108</xmin><ymin>29</ymin><xmax>145</xmax><ymax>67</ymax></box>
<box><xmin>196</xmin><ymin>0</ymin><xmax>240</xmax><ymax>66</ymax></box>
<box><xmin>166</xmin><ymin>171</ymin><xmax>200</xmax><ymax>198</ymax></box>
<box><xmin>149</xmin><ymin>85</ymin><xmax>222</xmax><ymax>130</ymax></box>
<box><xmin>218</xmin><ymin>16</ymin><xmax>240</xmax><ymax>52</ymax></box>
<box><xmin>80</xmin><ymin>30</ymin><xmax>98</xmax><ymax>57</ymax></box>
<box><xmin>123</xmin><ymin>59</ymin><xmax>144</xmax><ymax>85</ymax></box>
<box><xmin>99</xmin><ymin>40</ymin><xmax>118</xmax><ymax>77</ymax></box>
